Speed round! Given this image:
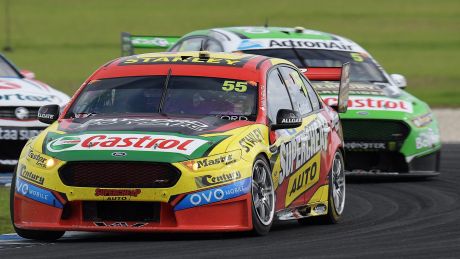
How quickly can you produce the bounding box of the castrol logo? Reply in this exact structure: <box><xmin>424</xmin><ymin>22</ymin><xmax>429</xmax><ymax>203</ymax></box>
<box><xmin>322</xmin><ymin>96</ymin><xmax>413</xmax><ymax>113</ymax></box>
<box><xmin>47</xmin><ymin>134</ymin><xmax>208</xmax><ymax>155</ymax></box>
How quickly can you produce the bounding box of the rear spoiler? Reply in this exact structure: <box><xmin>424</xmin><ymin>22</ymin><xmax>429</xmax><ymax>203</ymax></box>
<box><xmin>302</xmin><ymin>63</ymin><xmax>350</xmax><ymax>113</ymax></box>
<box><xmin>121</xmin><ymin>32</ymin><xmax>181</xmax><ymax>56</ymax></box>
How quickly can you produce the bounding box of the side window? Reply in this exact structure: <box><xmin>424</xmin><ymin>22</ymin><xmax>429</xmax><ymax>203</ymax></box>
<box><xmin>170</xmin><ymin>37</ymin><xmax>222</xmax><ymax>52</ymax></box>
<box><xmin>301</xmin><ymin>77</ymin><xmax>321</xmax><ymax>111</ymax></box>
<box><xmin>266</xmin><ymin>69</ymin><xmax>294</xmax><ymax>123</ymax></box>
<box><xmin>204</xmin><ymin>39</ymin><xmax>223</xmax><ymax>52</ymax></box>
<box><xmin>279</xmin><ymin>67</ymin><xmax>313</xmax><ymax>115</ymax></box>
<box><xmin>171</xmin><ymin>37</ymin><xmax>206</xmax><ymax>51</ymax></box>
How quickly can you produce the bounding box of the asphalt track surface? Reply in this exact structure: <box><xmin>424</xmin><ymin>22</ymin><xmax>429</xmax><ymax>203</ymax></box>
<box><xmin>1</xmin><ymin>144</ymin><xmax>459</xmax><ymax>258</ymax></box>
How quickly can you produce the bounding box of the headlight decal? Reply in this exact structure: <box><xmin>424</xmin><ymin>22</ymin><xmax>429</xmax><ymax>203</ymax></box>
<box><xmin>411</xmin><ymin>113</ymin><xmax>433</xmax><ymax>127</ymax></box>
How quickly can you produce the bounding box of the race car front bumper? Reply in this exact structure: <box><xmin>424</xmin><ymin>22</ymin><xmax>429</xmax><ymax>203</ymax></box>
<box><xmin>345</xmin><ymin>149</ymin><xmax>441</xmax><ymax>177</ymax></box>
<box><xmin>13</xmin><ymin>190</ymin><xmax>253</xmax><ymax>232</ymax></box>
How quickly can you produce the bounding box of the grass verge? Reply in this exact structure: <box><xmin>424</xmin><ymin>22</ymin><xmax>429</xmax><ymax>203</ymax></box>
<box><xmin>0</xmin><ymin>187</ymin><xmax>14</xmax><ymax>234</ymax></box>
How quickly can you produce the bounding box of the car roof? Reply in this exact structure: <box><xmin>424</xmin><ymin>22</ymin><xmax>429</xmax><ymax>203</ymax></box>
<box><xmin>90</xmin><ymin>51</ymin><xmax>295</xmax><ymax>82</ymax></box>
<box><xmin>182</xmin><ymin>26</ymin><xmax>367</xmax><ymax>53</ymax></box>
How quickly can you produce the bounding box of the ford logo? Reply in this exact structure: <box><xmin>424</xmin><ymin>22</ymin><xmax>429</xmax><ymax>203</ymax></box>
<box><xmin>111</xmin><ymin>152</ymin><xmax>127</xmax><ymax>157</ymax></box>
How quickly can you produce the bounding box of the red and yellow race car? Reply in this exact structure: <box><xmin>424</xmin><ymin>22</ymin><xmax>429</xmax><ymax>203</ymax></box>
<box><xmin>11</xmin><ymin>51</ymin><xmax>349</xmax><ymax>240</ymax></box>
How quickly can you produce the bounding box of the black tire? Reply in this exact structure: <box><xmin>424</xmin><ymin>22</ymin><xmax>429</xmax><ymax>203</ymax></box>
<box><xmin>251</xmin><ymin>155</ymin><xmax>275</xmax><ymax>236</ymax></box>
<box><xmin>10</xmin><ymin>167</ymin><xmax>65</xmax><ymax>241</ymax></box>
<box><xmin>299</xmin><ymin>150</ymin><xmax>345</xmax><ymax>225</ymax></box>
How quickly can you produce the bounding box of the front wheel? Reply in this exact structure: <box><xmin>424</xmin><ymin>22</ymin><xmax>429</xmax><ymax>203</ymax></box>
<box><xmin>251</xmin><ymin>156</ymin><xmax>275</xmax><ymax>235</ymax></box>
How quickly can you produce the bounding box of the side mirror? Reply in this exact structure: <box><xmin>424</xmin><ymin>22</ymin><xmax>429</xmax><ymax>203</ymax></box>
<box><xmin>38</xmin><ymin>104</ymin><xmax>60</xmax><ymax>124</ymax></box>
<box><xmin>390</xmin><ymin>74</ymin><xmax>407</xmax><ymax>88</ymax></box>
<box><xmin>271</xmin><ymin>109</ymin><xmax>302</xmax><ymax>130</ymax></box>
<box><xmin>20</xmin><ymin>69</ymin><xmax>36</xmax><ymax>79</ymax></box>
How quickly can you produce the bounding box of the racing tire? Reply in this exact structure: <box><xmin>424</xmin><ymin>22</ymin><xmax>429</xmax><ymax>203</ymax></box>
<box><xmin>251</xmin><ymin>155</ymin><xmax>275</xmax><ymax>236</ymax></box>
<box><xmin>299</xmin><ymin>150</ymin><xmax>345</xmax><ymax>225</ymax></box>
<box><xmin>10</xmin><ymin>167</ymin><xmax>65</xmax><ymax>241</ymax></box>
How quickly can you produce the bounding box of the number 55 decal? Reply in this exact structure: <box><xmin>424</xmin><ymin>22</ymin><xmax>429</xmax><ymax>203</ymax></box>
<box><xmin>222</xmin><ymin>80</ymin><xmax>247</xmax><ymax>92</ymax></box>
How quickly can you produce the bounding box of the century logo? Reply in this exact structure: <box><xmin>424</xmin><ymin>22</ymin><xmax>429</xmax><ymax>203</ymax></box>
<box><xmin>20</xmin><ymin>169</ymin><xmax>45</xmax><ymax>185</ymax></box>
<box><xmin>195</xmin><ymin>171</ymin><xmax>242</xmax><ymax>188</ymax></box>
<box><xmin>47</xmin><ymin>134</ymin><xmax>208</xmax><ymax>155</ymax></box>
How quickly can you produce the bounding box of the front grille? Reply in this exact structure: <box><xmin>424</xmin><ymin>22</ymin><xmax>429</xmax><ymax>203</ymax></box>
<box><xmin>0</xmin><ymin>106</ymin><xmax>39</xmax><ymax>119</ymax></box>
<box><xmin>341</xmin><ymin>119</ymin><xmax>410</xmax><ymax>142</ymax></box>
<box><xmin>83</xmin><ymin>201</ymin><xmax>160</xmax><ymax>222</ymax></box>
<box><xmin>345</xmin><ymin>151</ymin><xmax>409</xmax><ymax>172</ymax></box>
<box><xmin>59</xmin><ymin>162</ymin><xmax>181</xmax><ymax>188</ymax></box>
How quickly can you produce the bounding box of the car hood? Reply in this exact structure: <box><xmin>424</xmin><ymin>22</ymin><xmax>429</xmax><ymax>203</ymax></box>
<box><xmin>0</xmin><ymin>77</ymin><xmax>69</xmax><ymax>107</ymax></box>
<box><xmin>38</xmin><ymin>115</ymin><xmax>255</xmax><ymax>163</ymax></box>
<box><xmin>313</xmin><ymin>81</ymin><xmax>431</xmax><ymax>120</ymax></box>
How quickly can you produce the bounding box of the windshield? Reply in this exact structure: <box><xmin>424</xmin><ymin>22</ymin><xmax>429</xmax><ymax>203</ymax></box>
<box><xmin>0</xmin><ymin>56</ymin><xmax>20</xmax><ymax>78</ymax></box>
<box><xmin>65</xmin><ymin>76</ymin><xmax>258</xmax><ymax>121</ymax></box>
<box><xmin>242</xmin><ymin>48</ymin><xmax>387</xmax><ymax>83</ymax></box>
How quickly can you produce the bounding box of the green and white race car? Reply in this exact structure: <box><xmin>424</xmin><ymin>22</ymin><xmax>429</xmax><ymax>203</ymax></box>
<box><xmin>120</xmin><ymin>26</ymin><xmax>441</xmax><ymax>176</ymax></box>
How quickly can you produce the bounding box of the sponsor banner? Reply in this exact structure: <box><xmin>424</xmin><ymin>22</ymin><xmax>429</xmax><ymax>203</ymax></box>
<box><xmin>195</xmin><ymin>171</ymin><xmax>242</xmax><ymax>188</ymax></box>
<box><xmin>323</xmin><ymin>96</ymin><xmax>413</xmax><ymax>113</ymax></box>
<box><xmin>94</xmin><ymin>222</ymin><xmax>148</xmax><ymax>227</ymax></box>
<box><xmin>95</xmin><ymin>188</ymin><xmax>141</xmax><ymax>201</ymax></box>
<box><xmin>313</xmin><ymin>82</ymin><xmax>387</xmax><ymax>96</ymax></box>
<box><xmin>75</xmin><ymin>118</ymin><xmax>209</xmax><ymax>132</ymax></box>
<box><xmin>119</xmin><ymin>53</ymin><xmax>252</xmax><ymax>67</ymax></box>
<box><xmin>416</xmin><ymin>128</ymin><xmax>440</xmax><ymax>149</ymax></box>
<box><xmin>46</xmin><ymin>133</ymin><xmax>208</xmax><ymax>156</ymax></box>
<box><xmin>174</xmin><ymin>178</ymin><xmax>251</xmax><ymax>211</ymax></box>
<box><xmin>345</xmin><ymin>142</ymin><xmax>387</xmax><ymax>150</ymax></box>
<box><xmin>27</xmin><ymin>148</ymin><xmax>48</xmax><ymax>168</ymax></box>
<box><xmin>239</xmin><ymin>128</ymin><xmax>264</xmax><ymax>153</ymax></box>
<box><xmin>285</xmin><ymin>152</ymin><xmax>321</xmax><ymax>206</ymax></box>
<box><xmin>278</xmin><ymin>114</ymin><xmax>328</xmax><ymax>186</ymax></box>
<box><xmin>15</xmin><ymin>177</ymin><xmax>63</xmax><ymax>208</ymax></box>
<box><xmin>235</xmin><ymin>39</ymin><xmax>364</xmax><ymax>52</ymax></box>
<box><xmin>0</xmin><ymin>127</ymin><xmax>41</xmax><ymax>140</ymax></box>
<box><xmin>19</xmin><ymin>168</ymin><xmax>44</xmax><ymax>185</ymax></box>
<box><xmin>0</xmin><ymin>93</ymin><xmax>62</xmax><ymax>104</ymax></box>
<box><xmin>193</xmin><ymin>153</ymin><xmax>236</xmax><ymax>170</ymax></box>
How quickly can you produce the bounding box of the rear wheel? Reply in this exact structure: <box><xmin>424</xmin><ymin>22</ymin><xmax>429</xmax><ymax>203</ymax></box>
<box><xmin>299</xmin><ymin>150</ymin><xmax>345</xmax><ymax>224</ymax></box>
<box><xmin>10</xmin><ymin>167</ymin><xmax>65</xmax><ymax>241</ymax></box>
<box><xmin>251</xmin><ymin>156</ymin><xmax>275</xmax><ymax>235</ymax></box>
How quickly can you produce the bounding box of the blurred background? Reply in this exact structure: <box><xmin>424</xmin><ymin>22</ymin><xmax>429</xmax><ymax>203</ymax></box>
<box><xmin>1</xmin><ymin>0</ymin><xmax>459</xmax><ymax>106</ymax></box>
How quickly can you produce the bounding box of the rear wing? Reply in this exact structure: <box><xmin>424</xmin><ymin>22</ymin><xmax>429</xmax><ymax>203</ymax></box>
<box><xmin>303</xmin><ymin>63</ymin><xmax>350</xmax><ymax>113</ymax></box>
<box><xmin>121</xmin><ymin>32</ymin><xmax>181</xmax><ymax>56</ymax></box>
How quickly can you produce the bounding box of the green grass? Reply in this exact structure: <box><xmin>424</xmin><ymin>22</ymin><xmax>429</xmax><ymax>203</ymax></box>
<box><xmin>0</xmin><ymin>187</ymin><xmax>14</xmax><ymax>234</ymax></box>
<box><xmin>1</xmin><ymin>0</ymin><xmax>459</xmax><ymax>106</ymax></box>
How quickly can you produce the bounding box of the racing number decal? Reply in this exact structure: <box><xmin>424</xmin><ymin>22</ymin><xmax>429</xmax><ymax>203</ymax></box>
<box><xmin>350</xmin><ymin>53</ymin><xmax>364</xmax><ymax>62</ymax></box>
<box><xmin>222</xmin><ymin>81</ymin><xmax>247</xmax><ymax>92</ymax></box>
